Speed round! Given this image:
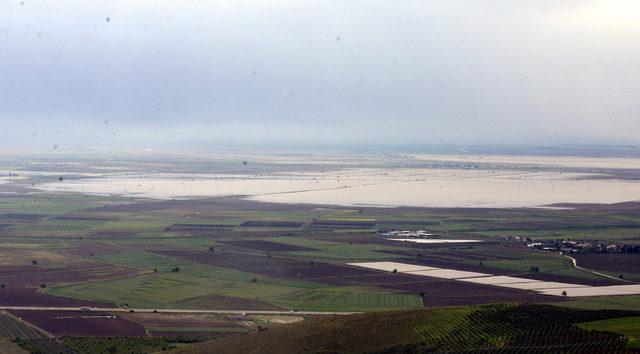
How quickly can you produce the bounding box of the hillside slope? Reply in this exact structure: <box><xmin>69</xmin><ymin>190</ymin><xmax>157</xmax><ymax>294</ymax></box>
<box><xmin>174</xmin><ymin>304</ymin><xmax>640</xmax><ymax>354</ymax></box>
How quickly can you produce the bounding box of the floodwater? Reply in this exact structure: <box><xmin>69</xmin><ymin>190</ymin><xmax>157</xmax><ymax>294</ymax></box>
<box><xmin>33</xmin><ymin>167</ymin><xmax>640</xmax><ymax>208</ymax></box>
<box><xmin>350</xmin><ymin>262</ymin><xmax>640</xmax><ymax>297</ymax></box>
<box><xmin>250</xmin><ymin>169</ymin><xmax>640</xmax><ymax>208</ymax></box>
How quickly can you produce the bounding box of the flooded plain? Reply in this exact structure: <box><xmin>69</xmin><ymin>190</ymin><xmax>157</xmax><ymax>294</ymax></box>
<box><xmin>32</xmin><ymin>164</ymin><xmax>640</xmax><ymax>208</ymax></box>
<box><xmin>0</xmin><ymin>153</ymin><xmax>636</xmax><ymax>208</ymax></box>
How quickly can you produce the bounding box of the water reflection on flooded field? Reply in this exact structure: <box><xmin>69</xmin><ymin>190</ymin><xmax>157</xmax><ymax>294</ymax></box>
<box><xmin>28</xmin><ymin>153</ymin><xmax>640</xmax><ymax>208</ymax></box>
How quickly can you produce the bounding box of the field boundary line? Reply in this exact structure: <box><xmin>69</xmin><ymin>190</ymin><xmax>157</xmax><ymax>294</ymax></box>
<box><xmin>563</xmin><ymin>255</ymin><xmax>633</xmax><ymax>283</ymax></box>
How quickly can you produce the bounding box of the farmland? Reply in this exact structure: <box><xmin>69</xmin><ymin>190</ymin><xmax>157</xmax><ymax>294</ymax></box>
<box><xmin>176</xmin><ymin>303</ymin><xmax>640</xmax><ymax>353</ymax></box>
<box><xmin>9</xmin><ymin>311</ymin><xmax>146</xmax><ymax>337</ymax></box>
<box><xmin>61</xmin><ymin>336</ymin><xmax>205</xmax><ymax>354</ymax></box>
<box><xmin>1</xmin><ymin>189</ymin><xmax>639</xmax><ymax>313</ymax></box>
<box><xmin>0</xmin><ymin>311</ymin><xmax>49</xmax><ymax>339</ymax></box>
<box><xmin>578</xmin><ymin>316</ymin><xmax>640</xmax><ymax>348</ymax></box>
<box><xmin>0</xmin><ymin>152</ymin><xmax>640</xmax><ymax>351</ymax></box>
<box><xmin>0</xmin><ymin>311</ymin><xmax>56</xmax><ymax>354</ymax></box>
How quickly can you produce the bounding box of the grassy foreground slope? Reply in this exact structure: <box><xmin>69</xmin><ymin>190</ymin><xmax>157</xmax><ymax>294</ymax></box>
<box><xmin>174</xmin><ymin>304</ymin><xmax>640</xmax><ymax>354</ymax></box>
<box><xmin>579</xmin><ymin>317</ymin><xmax>640</xmax><ymax>349</ymax></box>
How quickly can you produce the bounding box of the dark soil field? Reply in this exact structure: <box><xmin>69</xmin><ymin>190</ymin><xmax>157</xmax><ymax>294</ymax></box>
<box><xmin>164</xmin><ymin>224</ymin><xmax>235</xmax><ymax>232</ymax></box>
<box><xmin>309</xmin><ymin>219</ymin><xmax>377</xmax><ymax>229</ymax></box>
<box><xmin>376</xmin><ymin>220</ymin><xmax>440</xmax><ymax>226</ymax></box>
<box><xmin>518</xmin><ymin>272</ymin><xmax>624</xmax><ymax>286</ymax></box>
<box><xmin>574</xmin><ymin>253</ymin><xmax>640</xmax><ymax>276</ymax></box>
<box><xmin>0</xmin><ymin>213</ymin><xmax>47</xmax><ymax>221</ymax></box>
<box><xmin>0</xmin><ymin>287</ymin><xmax>110</xmax><ymax>307</ymax></box>
<box><xmin>10</xmin><ymin>311</ymin><xmax>146</xmax><ymax>337</ymax></box>
<box><xmin>379</xmin><ymin>250</ymin><xmax>519</xmax><ymax>275</ymax></box>
<box><xmin>154</xmin><ymin>250</ymin><xmax>376</xmax><ymax>283</ymax></box>
<box><xmin>0</xmin><ymin>263</ymin><xmax>139</xmax><ymax>307</ymax></box>
<box><xmin>0</xmin><ymin>263</ymin><xmax>139</xmax><ymax>287</ymax></box>
<box><xmin>90</xmin><ymin>231</ymin><xmax>141</xmax><ymax>239</ymax></box>
<box><xmin>239</xmin><ymin>221</ymin><xmax>305</xmax><ymax>228</ymax></box>
<box><xmin>219</xmin><ymin>240</ymin><xmax>314</xmax><ymax>252</ymax></box>
<box><xmin>64</xmin><ymin>243</ymin><xmax>128</xmax><ymax>257</ymax></box>
<box><xmin>360</xmin><ymin>273</ymin><xmax>559</xmax><ymax>307</ymax></box>
<box><xmin>55</xmin><ymin>216</ymin><xmax>118</xmax><ymax>221</ymax></box>
<box><xmin>0</xmin><ymin>311</ymin><xmax>49</xmax><ymax>339</ymax></box>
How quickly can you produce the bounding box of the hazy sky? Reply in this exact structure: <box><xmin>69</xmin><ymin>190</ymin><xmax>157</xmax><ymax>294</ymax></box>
<box><xmin>1</xmin><ymin>1</ymin><xmax>639</xmax><ymax>148</ymax></box>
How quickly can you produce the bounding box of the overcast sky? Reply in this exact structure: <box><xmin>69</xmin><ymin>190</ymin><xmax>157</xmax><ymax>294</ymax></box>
<box><xmin>1</xmin><ymin>0</ymin><xmax>639</xmax><ymax>149</ymax></box>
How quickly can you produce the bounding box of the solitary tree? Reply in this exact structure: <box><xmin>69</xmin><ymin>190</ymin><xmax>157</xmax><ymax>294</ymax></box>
<box><xmin>561</xmin><ymin>290</ymin><xmax>567</xmax><ymax>297</ymax></box>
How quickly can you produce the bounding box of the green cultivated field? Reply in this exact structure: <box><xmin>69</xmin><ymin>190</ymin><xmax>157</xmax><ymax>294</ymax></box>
<box><xmin>0</xmin><ymin>191</ymin><xmax>639</xmax><ymax>315</ymax></box>
<box><xmin>554</xmin><ymin>295</ymin><xmax>640</xmax><ymax>311</ymax></box>
<box><xmin>271</xmin><ymin>287</ymin><xmax>423</xmax><ymax>311</ymax></box>
<box><xmin>47</xmin><ymin>251</ymin><xmax>417</xmax><ymax>311</ymax></box>
<box><xmin>579</xmin><ymin>316</ymin><xmax>640</xmax><ymax>348</ymax></box>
